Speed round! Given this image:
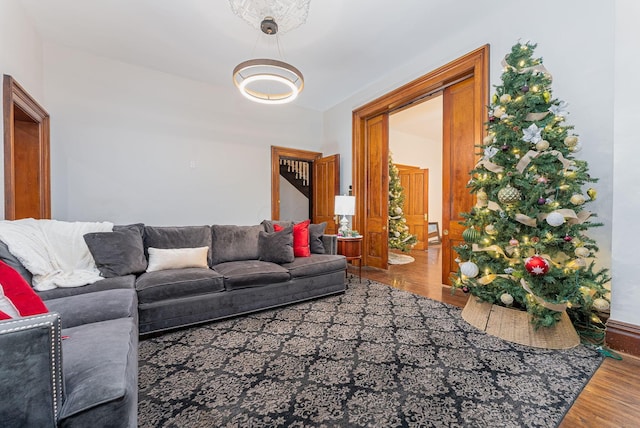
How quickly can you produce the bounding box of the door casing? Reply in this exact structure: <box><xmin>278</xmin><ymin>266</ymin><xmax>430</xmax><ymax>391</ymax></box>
<box><xmin>352</xmin><ymin>45</ymin><xmax>489</xmax><ymax>276</ymax></box>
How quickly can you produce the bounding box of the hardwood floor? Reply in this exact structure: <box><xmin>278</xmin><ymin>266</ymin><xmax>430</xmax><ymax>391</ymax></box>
<box><xmin>347</xmin><ymin>244</ymin><xmax>640</xmax><ymax>428</ymax></box>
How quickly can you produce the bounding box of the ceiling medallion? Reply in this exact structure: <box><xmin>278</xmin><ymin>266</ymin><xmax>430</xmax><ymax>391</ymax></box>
<box><xmin>230</xmin><ymin>1</ymin><xmax>310</xmax><ymax>104</ymax></box>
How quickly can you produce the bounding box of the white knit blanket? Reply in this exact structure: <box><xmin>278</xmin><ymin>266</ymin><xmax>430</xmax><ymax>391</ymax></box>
<box><xmin>0</xmin><ymin>219</ymin><xmax>113</xmax><ymax>291</ymax></box>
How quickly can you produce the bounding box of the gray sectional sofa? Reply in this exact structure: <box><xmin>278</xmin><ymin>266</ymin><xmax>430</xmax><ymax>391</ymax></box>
<box><xmin>0</xmin><ymin>220</ymin><xmax>346</xmax><ymax>427</ymax></box>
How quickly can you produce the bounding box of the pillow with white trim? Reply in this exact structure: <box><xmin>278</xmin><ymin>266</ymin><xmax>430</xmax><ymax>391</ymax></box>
<box><xmin>0</xmin><ymin>260</ymin><xmax>48</xmax><ymax>320</ymax></box>
<box><xmin>146</xmin><ymin>247</ymin><xmax>209</xmax><ymax>272</ymax></box>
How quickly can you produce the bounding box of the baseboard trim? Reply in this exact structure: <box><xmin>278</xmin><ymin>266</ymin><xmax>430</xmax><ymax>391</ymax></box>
<box><xmin>606</xmin><ymin>319</ymin><xmax>640</xmax><ymax>357</ymax></box>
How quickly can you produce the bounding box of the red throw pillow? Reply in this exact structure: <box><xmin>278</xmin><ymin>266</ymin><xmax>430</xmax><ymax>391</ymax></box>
<box><xmin>274</xmin><ymin>220</ymin><xmax>311</xmax><ymax>257</ymax></box>
<box><xmin>0</xmin><ymin>260</ymin><xmax>48</xmax><ymax>320</ymax></box>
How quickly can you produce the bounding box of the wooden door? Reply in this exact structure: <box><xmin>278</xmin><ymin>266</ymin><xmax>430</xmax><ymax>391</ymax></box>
<box><xmin>396</xmin><ymin>165</ymin><xmax>429</xmax><ymax>250</ymax></box>
<box><xmin>312</xmin><ymin>154</ymin><xmax>340</xmax><ymax>234</ymax></box>
<box><xmin>442</xmin><ymin>77</ymin><xmax>479</xmax><ymax>284</ymax></box>
<box><xmin>3</xmin><ymin>75</ymin><xmax>51</xmax><ymax>219</ymax></box>
<box><xmin>364</xmin><ymin>114</ymin><xmax>389</xmax><ymax>269</ymax></box>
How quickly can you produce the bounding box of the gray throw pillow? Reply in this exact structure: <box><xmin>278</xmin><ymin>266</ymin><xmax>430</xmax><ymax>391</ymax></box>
<box><xmin>84</xmin><ymin>229</ymin><xmax>147</xmax><ymax>277</ymax></box>
<box><xmin>309</xmin><ymin>222</ymin><xmax>327</xmax><ymax>254</ymax></box>
<box><xmin>261</xmin><ymin>219</ymin><xmax>294</xmax><ymax>233</ymax></box>
<box><xmin>258</xmin><ymin>227</ymin><xmax>294</xmax><ymax>264</ymax></box>
<box><xmin>211</xmin><ymin>224</ymin><xmax>263</xmax><ymax>265</ymax></box>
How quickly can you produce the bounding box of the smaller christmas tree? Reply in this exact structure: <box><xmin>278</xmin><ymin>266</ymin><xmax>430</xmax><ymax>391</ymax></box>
<box><xmin>388</xmin><ymin>154</ymin><xmax>417</xmax><ymax>252</ymax></box>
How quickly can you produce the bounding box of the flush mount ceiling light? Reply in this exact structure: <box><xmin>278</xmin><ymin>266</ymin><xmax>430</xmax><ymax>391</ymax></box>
<box><xmin>230</xmin><ymin>0</ymin><xmax>309</xmax><ymax>104</ymax></box>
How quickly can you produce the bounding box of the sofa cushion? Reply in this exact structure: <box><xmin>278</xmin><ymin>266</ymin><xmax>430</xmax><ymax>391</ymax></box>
<box><xmin>282</xmin><ymin>254</ymin><xmax>347</xmax><ymax>278</ymax></box>
<box><xmin>213</xmin><ymin>260</ymin><xmax>290</xmax><ymax>290</ymax></box>
<box><xmin>45</xmin><ymin>289</ymin><xmax>137</xmax><ymax>329</ymax></box>
<box><xmin>0</xmin><ymin>260</ymin><xmax>48</xmax><ymax>319</ymax></box>
<box><xmin>37</xmin><ymin>275</ymin><xmax>136</xmax><ymax>301</ymax></box>
<box><xmin>258</xmin><ymin>227</ymin><xmax>294</xmax><ymax>264</ymax></box>
<box><xmin>59</xmin><ymin>317</ymin><xmax>138</xmax><ymax>426</ymax></box>
<box><xmin>135</xmin><ymin>268</ymin><xmax>224</xmax><ymax>304</ymax></box>
<box><xmin>146</xmin><ymin>247</ymin><xmax>209</xmax><ymax>272</ymax></box>
<box><xmin>144</xmin><ymin>225</ymin><xmax>212</xmax><ymax>267</ymax></box>
<box><xmin>84</xmin><ymin>229</ymin><xmax>147</xmax><ymax>278</ymax></box>
<box><xmin>211</xmin><ymin>224</ymin><xmax>262</xmax><ymax>265</ymax></box>
<box><xmin>309</xmin><ymin>222</ymin><xmax>327</xmax><ymax>254</ymax></box>
<box><xmin>0</xmin><ymin>240</ymin><xmax>32</xmax><ymax>285</ymax></box>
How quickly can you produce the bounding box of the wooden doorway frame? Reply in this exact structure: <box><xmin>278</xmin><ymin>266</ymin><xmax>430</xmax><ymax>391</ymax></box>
<box><xmin>352</xmin><ymin>45</ymin><xmax>489</xmax><ymax>268</ymax></box>
<box><xmin>3</xmin><ymin>75</ymin><xmax>51</xmax><ymax>220</ymax></box>
<box><xmin>270</xmin><ymin>146</ymin><xmax>322</xmax><ymax>220</ymax></box>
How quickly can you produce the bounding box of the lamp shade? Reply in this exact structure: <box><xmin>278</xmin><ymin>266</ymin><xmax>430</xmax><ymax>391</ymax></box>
<box><xmin>334</xmin><ymin>195</ymin><xmax>356</xmax><ymax>216</ymax></box>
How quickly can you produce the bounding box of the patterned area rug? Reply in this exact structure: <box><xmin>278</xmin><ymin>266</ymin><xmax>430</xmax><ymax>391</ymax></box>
<box><xmin>138</xmin><ymin>277</ymin><xmax>603</xmax><ymax>427</ymax></box>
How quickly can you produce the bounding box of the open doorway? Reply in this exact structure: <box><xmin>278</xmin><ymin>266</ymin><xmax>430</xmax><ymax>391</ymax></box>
<box><xmin>352</xmin><ymin>45</ymin><xmax>489</xmax><ymax>289</ymax></box>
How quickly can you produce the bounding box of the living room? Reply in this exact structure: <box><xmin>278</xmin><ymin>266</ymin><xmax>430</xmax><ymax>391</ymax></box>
<box><xmin>1</xmin><ymin>0</ymin><xmax>639</xmax><ymax>426</ymax></box>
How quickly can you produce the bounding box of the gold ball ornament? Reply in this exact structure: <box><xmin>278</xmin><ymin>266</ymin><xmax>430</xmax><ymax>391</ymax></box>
<box><xmin>483</xmin><ymin>135</ymin><xmax>495</xmax><ymax>145</ymax></box>
<box><xmin>493</xmin><ymin>106</ymin><xmax>506</xmax><ymax>118</ymax></box>
<box><xmin>498</xmin><ymin>184</ymin><xmax>522</xmax><ymax>204</ymax></box>
<box><xmin>574</xmin><ymin>247</ymin><xmax>591</xmax><ymax>258</ymax></box>
<box><xmin>564</xmin><ymin>135</ymin><xmax>579</xmax><ymax>147</ymax></box>
<box><xmin>500</xmin><ymin>94</ymin><xmax>512</xmax><ymax>103</ymax></box>
<box><xmin>491</xmin><ymin>93</ymin><xmax>498</xmax><ymax>104</ymax></box>
<box><xmin>587</xmin><ymin>188</ymin><xmax>597</xmax><ymax>200</ymax></box>
<box><xmin>484</xmin><ymin>224</ymin><xmax>498</xmax><ymax>235</ymax></box>
<box><xmin>500</xmin><ymin>293</ymin><xmax>514</xmax><ymax>305</ymax></box>
<box><xmin>593</xmin><ymin>298</ymin><xmax>610</xmax><ymax>312</ymax></box>
<box><xmin>543</xmin><ymin>91</ymin><xmax>551</xmax><ymax>103</ymax></box>
<box><xmin>570</xmin><ymin>194</ymin><xmax>586</xmax><ymax>205</ymax></box>
<box><xmin>535</xmin><ymin>140</ymin><xmax>550</xmax><ymax>151</ymax></box>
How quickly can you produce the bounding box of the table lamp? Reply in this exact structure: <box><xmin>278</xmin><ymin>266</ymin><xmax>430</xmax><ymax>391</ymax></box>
<box><xmin>334</xmin><ymin>195</ymin><xmax>356</xmax><ymax>236</ymax></box>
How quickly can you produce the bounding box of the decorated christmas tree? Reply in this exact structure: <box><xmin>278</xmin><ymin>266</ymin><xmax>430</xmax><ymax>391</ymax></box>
<box><xmin>389</xmin><ymin>154</ymin><xmax>417</xmax><ymax>252</ymax></box>
<box><xmin>453</xmin><ymin>42</ymin><xmax>610</xmax><ymax>330</ymax></box>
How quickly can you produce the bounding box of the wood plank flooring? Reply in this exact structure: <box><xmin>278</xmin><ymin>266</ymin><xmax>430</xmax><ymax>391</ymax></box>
<box><xmin>347</xmin><ymin>244</ymin><xmax>640</xmax><ymax>428</ymax></box>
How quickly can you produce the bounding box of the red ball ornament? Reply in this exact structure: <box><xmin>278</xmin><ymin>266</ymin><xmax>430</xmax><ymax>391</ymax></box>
<box><xmin>537</xmin><ymin>197</ymin><xmax>547</xmax><ymax>205</ymax></box>
<box><xmin>525</xmin><ymin>255</ymin><xmax>550</xmax><ymax>275</ymax></box>
<box><xmin>462</xmin><ymin>286</ymin><xmax>470</xmax><ymax>293</ymax></box>
<box><xmin>564</xmin><ymin>235</ymin><xmax>573</xmax><ymax>242</ymax></box>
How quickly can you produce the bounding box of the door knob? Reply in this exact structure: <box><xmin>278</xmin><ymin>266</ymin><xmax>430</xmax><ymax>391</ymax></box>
<box><xmin>443</xmin><ymin>229</ymin><xmax>449</xmax><ymax>235</ymax></box>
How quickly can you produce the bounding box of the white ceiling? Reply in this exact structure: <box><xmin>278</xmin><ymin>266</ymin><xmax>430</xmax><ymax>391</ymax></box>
<box><xmin>17</xmin><ymin>0</ymin><xmax>489</xmax><ymax>111</ymax></box>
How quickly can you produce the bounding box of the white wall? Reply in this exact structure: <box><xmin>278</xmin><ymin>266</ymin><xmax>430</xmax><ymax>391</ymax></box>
<box><xmin>323</xmin><ymin>0</ymin><xmax>626</xmax><ymax>318</ymax></box>
<box><xmin>611</xmin><ymin>0</ymin><xmax>640</xmax><ymax>326</ymax></box>
<box><xmin>279</xmin><ymin>176</ymin><xmax>309</xmax><ymax>221</ymax></box>
<box><xmin>389</xmin><ymin>129</ymin><xmax>443</xmax><ymax>229</ymax></box>
<box><xmin>0</xmin><ymin>0</ymin><xmax>44</xmax><ymax>218</ymax></box>
<box><xmin>43</xmin><ymin>43</ymin><xmax>323</xmax><ymax>226</ymax></box>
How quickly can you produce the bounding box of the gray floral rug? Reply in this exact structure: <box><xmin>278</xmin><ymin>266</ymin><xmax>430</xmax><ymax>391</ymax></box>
<box><xmin>138</xmin><ymin>276</ymin><xmax>603</xmax><ymax>427</ymax></box>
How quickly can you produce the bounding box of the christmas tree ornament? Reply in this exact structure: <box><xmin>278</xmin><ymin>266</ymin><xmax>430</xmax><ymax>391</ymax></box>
<box><xmin>491</xmin><ymin>93</ymin><xmax>498</xmax><ymax>104</ymax></box>
<box><xmin>483</xmin><ymin>134</ymin><xmax>494</xmax><ymax>145</ymax></box>
<box><xmin>489</xmin><ymin>115</ymin><xmax>496</xmax><ymax>123</ymax></box>
<box><xmin>493</xmin><ymin>106</ymin><xmax>506</xmax><ymax>118</ymax></box>
<box><xmin>504</xmin><ymin>267</ymin><xmax>515</xmax><ymax>274</ymax></box>
<box><xmin>592</xmin><ymin>298</ymin><xmax>610</xmax><ymax>312</ymax></box>
<box><xmin>564</xmin><ymin>135</ymin><xmax>579</xmax><ymax>147</ymax></box>
<box><xmin>501</xmin><ymin>144</ymin><xmax>510</xmax><ymax>152</ymax></box>
<box><xmin>546</xmin><ymin>211</ymin><xmax>565</xmax><ymax>227</ymax></box>
<box><xmin>569</xmin><ymin>142</ymin><xmax>582</xmax><ymax>153</ymax></box>
<box><xmin>522</xmin><ymin>123</ymin><xmax>542</xmax><ymax>144</ymax></box>
<box><xmin>537</xmin><ymin>197</ymin><xmax>547</xmax><ymax>205</ymax></box>
<box><xmin>567</xmin><ymin>258</ymin><xmax>587</xmax><ymax>270</ymax></box>
<box><xmin>530</xmin><ymin>236</ymin><xmax>540</xmax><ymax>244</ymax></box>
<box><xmin>462</xmin><ymin>286</ymin><xmax>470</xmax><ymax>293</ymax></box>
<box><xmin>509</xmin><ymin>238</ymin><xmax>519</xmax><ymax>246</ymax></box>
<box><xmin>543</xmin><ymin>91</ymin><xmax>551</xmax><ymax>103</ymax></box>
<box><xmin>460</xmin><ymin>261</ymin><xmax>480</xmax><ymax>278</ymax></box>
<box><xmin>525</xmin><ymin>255</ymin><xmax>550</xmax><ymax>275</ymax></box>
<box><xmin>462</xmin><ymin>227</ymin><xmax>481</xmax><ymax>243</ymax></box>
<box><xmin>574</xmin><ymin>247</ymin><xmax>590</xmax><ymax>258</ymax></box>
<box><xmin>484</xmin><ymin>224</ymin><xmax>498</xmax><ymax>235</ymax></box>
<box><xmin>500</xmin><ymin>93</ymin><xmax>512</xmax><ymax>103</ymax></box>
<box><xmin>521</xmin><ymin>85</ymin><xmax>529</xmax><ymax>93</ymax></box>
<box><xmin>587</xmin><ymin>188</ymin><xmax>597</xmax><ymax>200</ymax></box>
<box><xmin>498</xmin><ymin>184</ymin><xmax>522</xmax><ymax>204</ymax></box>
<box><xmin>500</xmin><ymin>293</ymin><xmax>514</xmax><ymax>305</ymax></box>
<box><xmin>563</xmin><ymin>234</ymin><xmax>573</xmax><ymax>242</ymax></box>
<box><xmin>536</xmin><ymin>176</ymin><xmax>548</xmax><ymax>184</ymax></box>
<box><xmin>570</xmin><ymin>194</ymin><xmax>586</xmax><ymax>205</ymax></box>
<box><xmin>394</xmin><ymin>206</ymin><xmax>403</xmax><ymax>215</ymax></box>
<box><xmin>535</xmin><ymin>140</ymin><xmax>550</xmax><ymax>151</ymax></box>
